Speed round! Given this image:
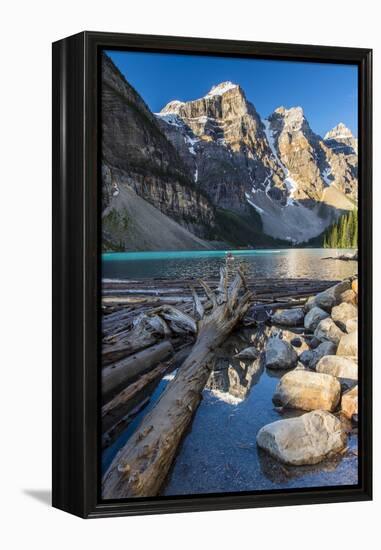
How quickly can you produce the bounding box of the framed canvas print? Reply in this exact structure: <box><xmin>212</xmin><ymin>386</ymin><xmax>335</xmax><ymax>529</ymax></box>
<box><xmin>52</xmin><ymin>31</ymin><xmax>372</xmax><ymax>518</ymax></box>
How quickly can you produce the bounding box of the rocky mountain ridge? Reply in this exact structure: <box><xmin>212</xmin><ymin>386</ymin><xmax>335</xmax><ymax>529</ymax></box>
<box><xmin>156</xmin><ymin>81</ymin><xmax>357</xmax><ymax>243</ymax></box>
<box><xmin>101</xmin><ymin>54</ymin><xmax>216</xmax><ymax>250</ymax></box>
<box><xmin>102</xmin><ymin>54</ymin><xmax>358</xmax><ymax>250</ymax></box>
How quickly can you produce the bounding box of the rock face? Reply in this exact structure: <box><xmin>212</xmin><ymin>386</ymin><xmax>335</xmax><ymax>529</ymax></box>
<box><xmin>331</xmin><ymin>302</ymin><xmax>357</xmax><ymax>332</ymax></box>
<box><xmin>316</xmin><ymin>355</ymin><xmax>358</xmax><ymax>381</ymax></box>
<box><xmin>324</xmin><ymin>123</ymin><xmax>358</xmax><ymax>154</ymax></box>
<box><xmin>271</xmin><ymin>308</ymin><xmax>304</xmax><ymax>327</ymax></box>
<box><xmin>304</xmin><ymin>307</ymin><xmax>330</xmax><ymax>331</ymax></box>
<box><xmin>157</xmin><ymin>82</ymin><xmax>286</xmax><ymax>211</ymax></box>
<box><xmin>314</xmin><ymin>317</ymin><xmax>344</xmax><ymax>345</ymax></box>
<box><xmin>101</xmin><ymin>54</ymin><xmax>216</xmax><ymax>251</ymax></box>
<box><xmin>323</xmin><ymin>124</ymin><xmax>358</xmax><ymax>201</ymax></box>
<box><xmin>256</xmin><ymin>410</ymin><xmax>347</xmax><ymax>465</ymax></box>
<box><xmin>265</xmin><ymin>338</ymin><xmax>298</xmax><ymax>370</ymax></box>
<box><xmin>273</xmin><ymin>370</ymin><xmax>341</xmax><ymax>411</ymax></box>
<box><xmin>337</xmin><ymin>330</ymin><xmax>358</xmax><ymax>358</ymax></box>
<box><xmin>341</xmin><ymin>385</ymin><xmax>358</xmax><ymax>419</ymax></box>
<box><xmin>156</xmin><ymin>82</ymin><xmax>357</xmax><ymax>244</ymax></box>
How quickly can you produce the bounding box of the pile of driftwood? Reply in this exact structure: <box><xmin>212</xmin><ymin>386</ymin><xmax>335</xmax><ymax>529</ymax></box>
<box><xmin>101</xmin><ymin>268</ymin><xmax>337</xmax><ymax>498</ymax></box>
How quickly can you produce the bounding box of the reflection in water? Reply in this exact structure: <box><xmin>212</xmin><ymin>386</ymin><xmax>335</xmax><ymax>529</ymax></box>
<box><xmin>207</xmin><ymin>357</ymin><xmax>264</xmax><ymax>401</ymax></box>
<box><xmin>257</xmin><ymin>447</ymin><xmax>347</xmax><ymax>484</ymax></box>
<box><xmin>103</xmin><ymin>248</ymin><xmax>357</xmax><ymax>281</ymax></box>
<box><xmin>163</xmin><ymin>329</ymin><xmax>358</xmax><ymax>496</ymax></box>
<box><xmin>206</xmin><ymin>333</ymin><xmax>264</xmax><ymax>401</ymax></box>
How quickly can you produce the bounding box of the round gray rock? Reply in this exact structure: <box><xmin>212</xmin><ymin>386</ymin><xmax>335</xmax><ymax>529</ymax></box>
<box><xmin>304</xmin><ymin>306</ymin><xmax>329</xmax><ymax>331</ymax></box>
<box><xmin>314</xmin><ymin>317</ymin><xmax>344</xmax><ymax>345</ymax></box>
<box><xmin>265</xmin><ymin>338</ymin><xmax>298</xmax><ymax>370</ymax></box>
<box><xmin>271</xmin><ymin>308</ymin><xmax>305</xmax><ymax>327</ymax></box>
<box><xmin>314</xmin><ymin>280</ymin><xmax>352</xmax><ymax>312</ymax></box>
<box><xmin>300</xmin><ymin>340</ymin><xmax>337</xmax><ymax>369</ymax></box>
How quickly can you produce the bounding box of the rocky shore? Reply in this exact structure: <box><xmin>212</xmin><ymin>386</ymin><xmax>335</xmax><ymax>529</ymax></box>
<box><xmin>101</xmin><ymin>271</ymin><xmax>358</xmax><ymax>496</ymax></box>
<box><xmin>256</xmin><ymin>277</ymin><xmax>358</xmax><ymax>466</ymax></box>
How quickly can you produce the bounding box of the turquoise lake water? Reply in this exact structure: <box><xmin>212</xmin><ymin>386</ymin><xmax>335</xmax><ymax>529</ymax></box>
<box><xmin>102</xmin><ymin>248</ymin><xmax>357</xmax><ymax>281</ymax></box>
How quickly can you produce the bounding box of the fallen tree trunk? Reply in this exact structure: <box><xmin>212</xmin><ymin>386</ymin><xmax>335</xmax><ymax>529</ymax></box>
<box><xmin>102</xmin><ymin>328</ymin><xmax>159</xmax><ymax>365</ymax></box>
<box><xmin>102</xmin><ymin>341</ymin><xmax>174</xmax><ymax>402</ymax></box>
<box><xmin>102</xmin><ymin>267</ymin><xmax>252</xmax><ymax>499</ymax></box>
<box><xmin>102</xmin><ymin>345</ymin><xmax>192</xmax><ymax>449</ymax></box>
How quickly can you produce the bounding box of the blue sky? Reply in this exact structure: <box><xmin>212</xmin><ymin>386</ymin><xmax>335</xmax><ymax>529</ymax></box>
<box><xmin>106</xmin><ymin>50</ymin><xmax>358</xmax><ymax>138</ymax></box>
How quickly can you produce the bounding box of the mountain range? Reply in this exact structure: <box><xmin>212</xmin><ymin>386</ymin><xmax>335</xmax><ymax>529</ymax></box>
<box><xmin>101</xmin><ymin>53</ymin><xmax>357</xmax><ymax>251</ymax></box>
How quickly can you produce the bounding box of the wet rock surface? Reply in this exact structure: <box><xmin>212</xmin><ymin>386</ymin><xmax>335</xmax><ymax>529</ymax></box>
<box><xmin>271</xmin><ymin>308</ymin><xmax>305</xmax><ymax>327</ymax></box>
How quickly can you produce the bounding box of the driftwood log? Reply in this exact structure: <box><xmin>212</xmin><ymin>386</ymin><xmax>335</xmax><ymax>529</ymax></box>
<box><xmin>102</xmin><ymin>345</ymin><xmax>192</xmax><ymax>449</ymax></box>
<box><xmin>102</xmin><ymin>341</ymin><xmax>174</xmax><ymax>402</ymax></box>
<box><xmin>102</xmin><ymin>267</ymin><xmax>252</xmax><ymax>499</ymax></box>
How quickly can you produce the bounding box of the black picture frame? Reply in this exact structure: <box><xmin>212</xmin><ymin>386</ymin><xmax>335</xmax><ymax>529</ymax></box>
<box><xmin>52</xmin><ymin>31</ymin><xmax>373</xmax><ymax>519</ymax></box>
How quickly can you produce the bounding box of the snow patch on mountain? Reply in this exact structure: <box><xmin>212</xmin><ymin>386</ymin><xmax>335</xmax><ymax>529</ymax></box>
<box><xmin>321</xmin><ymin>167</ymin><xmax>333</xmax><ymax>185</ymax></box>
<box><xmin>184</xmin><ymin>134</ymin><xmax>199</xmax><ymax>155</ymax></box>
<box><xmin>245</xmin><ymin>192</ymin><xmax>264</xmax><ymax>214</ymax></box>
<box><xmin>155</xmin><ymin>112</ymin><xmax>184</xmax><ymax>127</ymax></box>
<box><xmin>263</xmin><ymin>119</ymin><xmax>298</xmax><ymax>204</ymax></box>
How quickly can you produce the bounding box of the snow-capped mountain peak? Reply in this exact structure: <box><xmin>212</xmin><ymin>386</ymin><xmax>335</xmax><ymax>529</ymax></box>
<box><xmin>205</xmin><ymin>81</ymin><xmax>239</xmax><ymax>97</ymax></box>
<box><xmin>324</xmin><ymin>122</ymin><xmax>354</xmax><ymax>141</ymax></box>
<box><xmin>159</xmin><ymin>99</ymin><xmax>185</xmax><ymax>115</ymax></box>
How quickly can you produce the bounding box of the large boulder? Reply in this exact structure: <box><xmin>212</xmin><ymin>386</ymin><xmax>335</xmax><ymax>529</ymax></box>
<box><xmin>341</xmin><ymin>385</ymin><xmax>358</xmax><ymax>419</ymax></box>
<box><xmin>314</xmin><ymin>317</ymin><xmax>344</xmax><ymax>345</ymax></box>
<box><xmin>314</xmin><ymin>280</ymin><xmax>352</xmax><ymax>312</ymax></box>
<box><xmin>256</xmin><ymin>410</ymin><xmax>347</xmax><ymax>465</ymax></box>
<box><xmin>273</xmin><ymin>370</ymin><xmax>341</xmax><ymax>411</ymax></box>
<box><xmin>316</xmin><ymin>355</ymin><xmax>358</xmax><ymax>381</ymax></box>
<box><xmin>299</xmin><ymin>341</ymin><xmax>337</xmax><ymax>369</ymax></box>
<box><xmin>265</xmin><ymin>337</ymin><xmax>298</xmax><ymax>370</ymax></box>
<box><xmin>337</xmin><ymin>330</ymin><xmax>358</xmax><ymax>358</ymax></box>
<box><xmin>304</xmin><ymin>307</ymin><xmax>329</xmax><ymax>331</ymax></box>
<box><xmin>331</xmin><ymin>302</ymin><xmax>357</xmax><ymax>332</ymax></box>
<box><xmin>271</xmin><ymin>308</ymin><xmax>304</xmax><ymax>327</ymax></box>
